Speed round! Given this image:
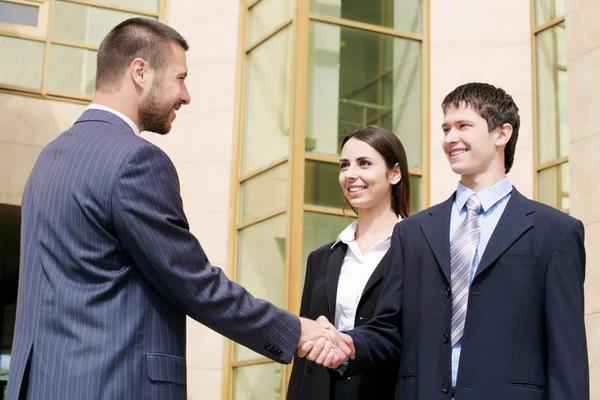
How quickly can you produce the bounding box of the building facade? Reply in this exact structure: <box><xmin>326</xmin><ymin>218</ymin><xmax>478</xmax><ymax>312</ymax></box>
<box><xmin>0</xmin><ymin>0</ymin><xmax>597</xmax><ymax>399</ymax></box>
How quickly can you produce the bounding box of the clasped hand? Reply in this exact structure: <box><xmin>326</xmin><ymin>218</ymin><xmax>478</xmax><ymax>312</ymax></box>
<box><xmin>298</xmin><ymin>316</ymin><xmax>355</xmax><ymax>368</ymax></box>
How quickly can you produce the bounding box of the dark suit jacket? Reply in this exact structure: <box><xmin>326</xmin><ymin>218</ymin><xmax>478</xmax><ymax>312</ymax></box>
<box><xmin>287</xmin><ymin>241</ymin><xmax>399</xmax><ymax>400</ymax></box>
<box><xmin>7</xmin><ymin>109</ymin><xmax>301</xmax><ymax>400</ymax></box>
<box><xmin>347</xmin><ymin>189</ymin><xmax>589</xmax><ymax>399</ymax></box>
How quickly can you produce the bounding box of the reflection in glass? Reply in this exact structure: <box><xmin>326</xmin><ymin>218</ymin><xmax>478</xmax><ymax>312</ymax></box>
<box><xmin>310</xmin><ymin>0</ymin><xmax>421</xmax><ymax>34</ymax></box>
<box><xmin>409</xmin><ymin>175</ymin><xmax>420</xmax><ymax>215</ymax></box>
<box><xmin>242</xmin><ymin>27</ymin><xmax>292</xmax><ymax>174</ymax></box>
<box><xmin>0</xmin><ymin>1</ymin><xmax>38</xmax><ymax>26</ymax></box>
<box><xmin>538</xmin><ymin>162</ymin><xmax>569</xmax><ymax>212</ymax></box>
<box><xmin>47</xmin><ymin>45</ymin><xmax>97</xmax><ymax>96</ymax></box>
<box><xmin>304</xmin><ymin>161</ymin><xmax>344</xmax><ymax>209</ymax></box>
<box><xmin>247</xmin><ymin>0</ymin><xmax>293</xmax><ymax>45</ymax></box>
<box><xmin>534</xmin><ymin>0</ymin><xmax>565</xmax><ymax>27</ymax></box>
<box><xmin>302</xmin><ymin>212</ymin><xmax>352</xmax><ymax>279</ymax></box>
<box><xmin>536</xmin><ymin>23</ymin><xmax>567</xmax><ymax>165</ymax></box>
<box><xmin>235</xmin><ymin>214</ymin><xmax>286</xmax><ymax>361</ymax></box>
<box><xmin>84</xmin><ymin>0</ymin><xmax>159</xmax><ymax>12</ymax></box>
<box><xmin>306</xmin><ymin>22</ymin><xmax>422</xmax><ymax>169</ymax></box>
<box><xmin>240</xmin><ymin>163</ymin><xmax>288</xmax><ymax>223</ymax></box>
<box><xmin>0</xmin><ymin>36</ymin><xmax>44</xmax><ymax>89</ymax></box>
<box><xmin>233</xmin><ymin>363</ymin><xmax>282</xmax><ymax>400</ymax></box>
<box><xmin>53</xmin><ymin>1</ymin><xmax>154</xmax><ymax>47</ymax></box>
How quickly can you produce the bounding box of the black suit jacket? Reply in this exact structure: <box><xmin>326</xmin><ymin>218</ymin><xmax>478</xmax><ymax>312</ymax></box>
<box><xmin>287</xmin><ymin>241</ymin><xmax>399</xmax><ymax>400</ymax></box>
<box><xmin>347</xmin><ymin>189</ymin><xmax>589</xmax><ymax>399</ymax></box>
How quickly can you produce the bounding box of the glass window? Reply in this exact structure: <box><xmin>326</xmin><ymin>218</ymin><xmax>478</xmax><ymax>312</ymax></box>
<box><xmin>306</xmin><ymin>21</ymin><xmax>422</xmax><ymax>169</ymax></box>
<box><xmin>0</xmin><ymin>1</ymin><xmax>39</xmax><ymax>27</ymax></box>
<box><xmin>310</xmin><ymin>0</ymin><xmax>422</xmax><ymax>34</ymax></box>
<box><xmin>538</xmin><ymin>162</ymin><xmax>569</xmax><ymax>212</ymax></box>
<box><xmin>304</xmin><ymin>161</ymin><xmax>344</xmax><ymax>209</ymax></box>
<box><xmin>241</xmin><ymin>26</ymin><xmax>292</xmax><ymax>174</ymax></box>
<box><xmin>52</xmin><ymin>1</ymin><xmax>155</xmax><ymax>47</ymax></box>
<box><xmin>86</xmin><ymin>0</ymin><xmax>159</xmax><ymax>12</ymax></box>
<box><xmin>534</xmin><ymin>0</ymin><xmax>565</xmax><ymax>27</ymax></box>
<box><xmin>536</xmin><ymin>23</ymin><xmax>567</xmax><ymax>165</ymax></box>
<box><xmin>239</xmin><ymin>163</ymin><xmax>288</xmax><ymax>223</ymax></box>
<box><xmin>247</xmin><ymin>0</ymin><xmax>293</xmax><ymax>46</ymax></box>
<box><xmin>47</xmin><ymin>44</ymin><xmax>97</xmax><ymax>97</ymax></box>
<box><xmin>302</xmin><ymin>212</ymin><xmax>352</xmax><ymax>277</ymax></box>
<box><xmin>235</xmin><ymin>214</ymin><xmax>287</xmax><ymax>361</ymax></box>
<box><xmin>410</xmin><ymin>174</ymin><xmax>420</xmax><ymax>215</ymax></box>
<box><xmin>233</xmin><ymin>363</ymin><xmax>282</xmax><ymax>400</ymax></box>
<box><xmin>0</xmin><ymin>36</ymin><xmax>44</xmax><ymax>89</ymax></box>
<box><xmin>0</xmin><ymin>303</ymin><xmax>16</xmax><ymax>389</ymax></box>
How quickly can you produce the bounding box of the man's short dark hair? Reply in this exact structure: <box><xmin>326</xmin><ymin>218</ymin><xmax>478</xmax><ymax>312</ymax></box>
<box><xmin>96</xmin><ymin>18</ymin><xmax>188</xmax><ymax>91</ymax></box>
<box><xmin>441</xmin><ymin>82</ymin><xmax>520</xmax><ymax>173</ymax></box>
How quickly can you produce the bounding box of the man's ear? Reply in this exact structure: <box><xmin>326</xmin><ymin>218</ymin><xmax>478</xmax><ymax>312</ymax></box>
<box><xmin>131</xmin><ymin>58</ymin><xmax>149</xmax><ymax>89</ymax></box>
<box><xmin>495</xmin><ymin>123</ymin><xmax>513</xmax><ymax>148</ymax></box>
<box><xmin>390</xmin><ymin>163</ymin><xmax>402</xmax><ymax>185</ymax></box>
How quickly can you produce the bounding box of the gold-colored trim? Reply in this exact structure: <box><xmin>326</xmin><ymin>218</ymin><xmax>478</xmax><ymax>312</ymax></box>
<box><xmin>236</xmin><ymin>208</ymin><xmax>287</xmax><ymax>231</ymax></box>
<box><xmin>232</xmin><ymin>357</ymin><xmax>273</xmax><ymax>368</ymax></box>
<box><xmin>421</xmin><ymin>0</ymin><xmax>430</xmax><ymax>209</ymax></box>
<box><xmin>40</xmin><ymin>0</ymin><xmax>54</xmax><ymax>94</ymax></box>
<box><xmin>304</xmin><ymin>204</ymin><xmax>354</xmax><ymax>218</ymax></box>
<box><xmin>309</xmin><ymin>13</ymin><xmax>423</xmax><ymax>42</ymax></box>
<box><xmin>0</xmin><ymin>84</ymin><xmax>40</xmax><ymax>95</ymax></box>
<box><xmin>408</xmin><ymin>169</ymin><xmax>423</xmax><ymax>177</ymax></box>
<box><xmin>0</xmin><ymin>27</ymin><xmax>45</xmax><ymax>41</ymax></box>
<box><xmin>158</xmin><ymin>0</ymin><xmax>168</xmax><ymax>23</ymax></box>
<box><xmin>239</xmin><ymin>156</ymin><xmax>288</xmax><ymax>183</ymax></box>
<box><xmin>533</xmin><ymin>16</ymin><xmax>565</xmax><ymax>35</ymax></box>
<box><xmin>0</xmin><ymin>87</ymin><xmax>90</xmax><ymax>104</ymax></box>
<box><xmin>245</xmin><ymin>18</ymin><xmax>293</xmax><ymax>53</ymax></box>
<box><xmin>304</xmin><ymin>152</ymin><xmax>339</xmax><ymax>164</ymax></box>
<box><xmin>59</xmin><ymin>0</ymin><xmax>160</xmax><ymax>17</ymax></box>
<box><xmin>222</xmin><ymin>0</ymin><xmax>249</xmax><ymax>398</ymax></box>
<box><xmin>247</xmin><ymin>0</ymin><xmax>261</xmax><ymax>10</ymax></box>
<box><xmin>45</xmin><ymin>90</ymin><xmax>93</xmax><ymax>101</ymax></box>
<box><xmin>50</xmin><ymin>38</ymin><xmax>99</xmax><ymax>51</ymax></box>
<box><xmin>530</xmin><ymin>0</ymin><xmax>539</xmax><ymax>200</ymax></box>
<box><xmin>535</xmin><ymin>156</ymin><xmax>568</xmax><ymax>171</ymax></box>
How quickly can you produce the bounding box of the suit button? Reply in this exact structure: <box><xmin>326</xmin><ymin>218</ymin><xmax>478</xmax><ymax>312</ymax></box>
<box><xmin>442</xmin><ymin>383</ymin><xmax>450</xmax><ymax>393</ymax></box>
<box><xmin>443</xmin><ymin>334</ymin><xmax>449</xmax><ymax>344</ymax></box>
<box><xmin>264</xmin><ymin>343</ymin><xmax>270</xmax><ymax>350</ymax></box>
<box><xmin>278</xmin><ymin>350</ymin><xmax>283</xmax><ymax>356</ymax></box>
<box><xmin>306</xmin><ymin>366</ymin><xmax>312</xmax><ymax>373</ymax></box>
<box><xmin>445</xmin><ymin>287</ymin><xmax>451</xmax><ymax>297</ymax></box>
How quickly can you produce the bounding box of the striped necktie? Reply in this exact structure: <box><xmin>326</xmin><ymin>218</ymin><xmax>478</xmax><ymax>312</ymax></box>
<box><xmin>450</xmin><ymin>194</ymin><xmax>482</xmax><ymax>347</ymax></box>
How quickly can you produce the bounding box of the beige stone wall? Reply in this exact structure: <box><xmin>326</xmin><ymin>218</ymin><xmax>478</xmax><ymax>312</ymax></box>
<box><xmin>0</xmin><ymin>93</ymin><xmax>86</xmax><ymax>206</ymax></box>
<box><xmin>143</xmin><ymin>1</ymin><xmax>240</xmax><ymax>399</ymax></box>
<box><xmin>429</xmin><ymin>0</ymin><xmax>534</xmax><ymax>204</ymax></box>
<box><xmin>566</xmin><ymin>0</ymin><xmax>600</xmax><ymax>397</ymax></box>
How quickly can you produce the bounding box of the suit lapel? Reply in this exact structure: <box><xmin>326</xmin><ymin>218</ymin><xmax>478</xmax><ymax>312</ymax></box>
<box><xmin>420</xmin><ymin>194</ymin><xmax>454</xmax><ymax>284</ymax></box>
<box><xmin>326</xmin><ymin>244</ymin><xmax>347</xmax><ymax>320</ymax></box>
<box><xmin>357</xmin><ymin>251</ymin><xmax>388</xmax><ymax>308</ymax></box>
<box><xmin>474</xmin><ymin>189</ymin><xmax>535</xmax><ymax>279</ymax></box>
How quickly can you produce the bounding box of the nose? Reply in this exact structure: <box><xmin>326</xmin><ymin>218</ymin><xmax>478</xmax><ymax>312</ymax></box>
<box><xmin>181</xmin><ymin>83</ymin><xmax>191</xmax><ymax>105</ymax></box>
<box><xmin>443</xmin><ymin>128</ymin><xmax>458</xmax><ymax>145</ymax></box>
<box><xmin>342</xmin><ymin>164</ymin><xmax>359</xmax><ymax>181</ymax></box>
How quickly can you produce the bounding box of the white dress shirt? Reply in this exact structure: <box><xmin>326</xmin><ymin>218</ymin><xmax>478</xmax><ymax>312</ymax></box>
<box><xmin>332</xmin><ymin>216</ymin><xmax>402</xmax><ymax>332</ymax></box>
<box><xmin>87</xmin><ymin>103</ymin><xmax>140</xmax><ymax>136</ymax></box>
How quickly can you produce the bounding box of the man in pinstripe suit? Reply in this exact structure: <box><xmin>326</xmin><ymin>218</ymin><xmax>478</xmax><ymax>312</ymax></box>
<box><xmin>6</xmin><ymin>18</ymin><xmax>353</xmax><ymax>399</ymax></box>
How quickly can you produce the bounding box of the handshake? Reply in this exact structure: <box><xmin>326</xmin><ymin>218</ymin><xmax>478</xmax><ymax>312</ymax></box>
<box><xmin>297</xmin><ymin>316</ymin><xmax>355</xmax><ymax>369</ymax></box>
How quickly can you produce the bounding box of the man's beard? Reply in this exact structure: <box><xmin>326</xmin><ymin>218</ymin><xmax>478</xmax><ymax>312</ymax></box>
<box><xmin>139</xmin><ymin>85</ymin><xmax>175</xmax><ymax>135</ymax></box>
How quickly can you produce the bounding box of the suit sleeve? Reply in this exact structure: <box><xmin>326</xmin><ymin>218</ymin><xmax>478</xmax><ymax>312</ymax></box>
<box><xmin>111</xmin><ymin>143</ymin><xmax>300</xmax><ymax>363</ymax></box>
<box><xmin>545</xmin><ymin>218</ymin><xmax>589</xmax><ymax>399</ymax></box>
<box><xmin>344</xmin><ymin>224</ymin><xmax>403</xmax><ymax>375</ymax></box>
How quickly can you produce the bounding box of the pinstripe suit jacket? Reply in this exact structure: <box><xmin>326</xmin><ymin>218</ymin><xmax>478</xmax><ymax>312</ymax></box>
<box><xmin>6</xmin><ymin>109</ymin><xmax>301</xmax><ymax>399</ymax></box>
<box><xmin>346</xmin><ymin>190</ymin><xmax>589</xmax><ymax>399</ymax></box>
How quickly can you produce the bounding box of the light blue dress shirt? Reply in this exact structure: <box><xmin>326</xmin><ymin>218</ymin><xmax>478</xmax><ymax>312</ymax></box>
<box><xmin>449</xmin><ymin>177</ymin><xmax>513</xmax><ymax>387</ymax></box>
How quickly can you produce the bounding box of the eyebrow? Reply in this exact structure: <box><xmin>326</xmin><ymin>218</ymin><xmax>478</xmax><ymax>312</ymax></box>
<box><xmin>339</xmin><ymin>156</ymin><xmax>373</xmax><ymax>163</ymax></box>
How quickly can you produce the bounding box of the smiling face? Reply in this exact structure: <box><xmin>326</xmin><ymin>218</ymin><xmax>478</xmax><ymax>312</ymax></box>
<box><xmin>139</xmin><ymin>41</ymin><xmax>190</xmax><ymax>134</ymax></box>
<box><xmin>338</xmin><ymin>138</ymin><xmax>400</xmax><ymax>213</ymax></box>
<box><xmin>441</xmin><ymin>105</ymin><xmax>509</xmax><ymax>188</ymax></box>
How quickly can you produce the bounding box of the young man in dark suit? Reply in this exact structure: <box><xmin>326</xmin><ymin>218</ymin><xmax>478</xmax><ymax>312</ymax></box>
<box><xmin>302</xmin><ymin>82</ymin><xmax>589</xmax><ymax>399</ymax></box>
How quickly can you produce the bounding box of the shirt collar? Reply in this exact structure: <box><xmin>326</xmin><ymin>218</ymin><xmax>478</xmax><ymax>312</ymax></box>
<box><xmin>331</xmin><ymin>215</ymin><xmax>403</xmax><ymax>249</ymax></box>
<box><xmin>455</xmin><ymin>177</ymin><xmax>513</xmax><ymax>214</ymax></box>
<box><xmin>87</xmin><ymin>103</ymin><xmax>140</xmax><ymax>136</ymax></box>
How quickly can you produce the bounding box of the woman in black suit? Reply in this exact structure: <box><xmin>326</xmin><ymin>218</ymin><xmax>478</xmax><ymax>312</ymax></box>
<box><xmin>287</xmin><ymin>126</ymin><xmax>411</xmax><ymax>400</ymax></box>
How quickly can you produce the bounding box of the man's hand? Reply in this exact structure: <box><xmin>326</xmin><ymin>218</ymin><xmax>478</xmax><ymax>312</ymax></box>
<box><xmin>297</xmin><ymin>316</ymin><xmax>355</xmax><ymax>368</ymax></box>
